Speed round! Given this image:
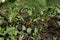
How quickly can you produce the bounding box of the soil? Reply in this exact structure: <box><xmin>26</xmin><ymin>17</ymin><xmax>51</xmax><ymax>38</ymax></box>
<box><xmin>40</xmin><ymin>17</ymin><xmax>60</xmax><ymax>40</ymax></box>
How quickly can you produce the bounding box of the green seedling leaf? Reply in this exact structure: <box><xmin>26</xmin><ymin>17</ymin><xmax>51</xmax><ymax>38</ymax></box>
<box><xmin>56</xmin><ymin>16</ymin><xmax>60</xmax><ymax>18</ymax></box>
<box><xmin>0</xmin><ymin>37</ymin><xmax>4</xmax><ymax>40</ymax></box>
<box><xmin>34</xmin><ymin>28</ymin><xmax>38</xmax><ymax>33</ymax></box>
<box><xmin>53</xmin><ymin>37</ymin><xmax>57</xmax><ymax>40</ymax></box>
<box><xmin>27</xmin><ymin>10</ymin><xmax>32</xmax><ymax>16</ymax></box>
<box><xmin>27</xmin><ymin>18</ymin><xmax>32</xmax><ymax>25</ymax></box>
<box><xmin>40</xmin><ymin>27</ymin><xmax>43</xmax><ymax>32</ymax></box>
<box><xmin>9</xmin><ymin>36</ymin><xmax>16</xmax><ymax>40</ymax></box>
<box><xmin>17</xmin><ymin>16</ymin><xmax>24</xmax><ymax>21</ymax></box>
<box><xmin>41</xmin><ymin>19</ymin><xmax>44</xmax><ymax>22</ymax></box>
<box><xmin>4</xmin><ymin>27</ymin><xmax>15</xmax><ymax>35</ymax></box>
<box><xmin>9</xmin><ymin>13</ymin><xmax>16</xmax><ymax>22</ymax></box>
<box><xmin>57</xmin><ymin>21</ymin><xmax>60</xmax><ymax>26</ymax></box>
<box><xmin>40</xmin><ymin>11</ymin><xmax>44</xmax><ymax>15</ymax></box>
<box><xmin>33</xmin><ymin>17</ymin><xmax>40</xmax><ymax>22</ymax></box>
<box><xmin>22</xmin><ymin>25</ymin><xmax>26</xmax><ymax>31</ymax></box>
<box><xmin>0</xmin><ymin>27</ymin><xmax>5</xmax><ymax>33</ymax></box>
<box><xmin>55</xmin><ymin>7</ymin><xmax>60</xmax><ymax>13</ymax></box>
<box><xmin>7</xmin><ymin>39</ymin><xmax>9</xmax><ymax>40</ymax></box>
<box><xmin>19</xmin><ymin>35</ymin><xmax>24</xmax><ymax>40</ymax></box>
<box><xmin>4</xmin><ymin>27</ymin><xmax>18</xmax><ymax>35</ymax></box>
<box><xmin>27</xmin><ymin>28</ymin><xmax>32</xmax><ymax>34</ymax></box>
<box><xmin>9</xmin><ymin>28</ymin><xmax>18</xmax><ymax>35</ymax></box>
<box><xmin>19</xmin><ymin>31</ymin><xmax>24</xmax><ymax>35</ymax></box>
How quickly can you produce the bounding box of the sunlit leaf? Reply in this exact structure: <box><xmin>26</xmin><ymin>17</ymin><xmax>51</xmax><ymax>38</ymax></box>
<box><xmin>27</xmin><ymin>10</ymin><xmax>32</xmax><ymax>16</ymax></box>
<box><xmin>22</xmin><ymin>25</ymin><xmax>26</xmax><ymax>31</ymax></box>
<box><xmin>34</xmin><ymin>28</ymin><xmax>38</xmax><ymax>33</ymax></box>
<box><xmin>4</xmin><ymin>27</ymin><xmax>18</xmax><ymax>35</ymax></box>
<box><xmin>27</xmin><ymin>28</ymin><xmax>32</xmax><ymax>34</ymax></box>
<box><xmin>33</xmin><ymin>17</ymin><xmax>40</xmax><ymax>22</ymax></box>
